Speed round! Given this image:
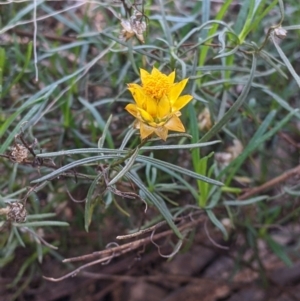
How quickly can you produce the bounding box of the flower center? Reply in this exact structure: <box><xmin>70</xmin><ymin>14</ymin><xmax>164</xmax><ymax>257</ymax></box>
<box><xmin>142</xmin><ymin>73</ymin><xmax>172</xmax><ymax>100</ymax></box>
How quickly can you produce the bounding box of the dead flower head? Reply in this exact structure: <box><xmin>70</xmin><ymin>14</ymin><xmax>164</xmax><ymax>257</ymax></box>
<box><xmin>0</xmin><ymin>202</ymin><xmax>27</xmax><ymax>223</ymax></box>
<box><xmin>120</xmin><ymin>10</ymin><xmax>147</xmax><ymax>43</ymax></box>
<box><xmin>10</xmin><ymin>143</ymin><xmax>29</xmax><ymax>163</ymax></box>
<box><xmin>274</xmin><ymin>27</ymin><xmax>287</xmax><ymax>39</ymax></box>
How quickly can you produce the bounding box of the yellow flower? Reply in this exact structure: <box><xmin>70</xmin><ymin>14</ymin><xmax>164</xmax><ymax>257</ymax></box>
<box><xmin>125</xmin><ymin>67</ymin><xmax>193</xmax><ymax>140</ymax></box>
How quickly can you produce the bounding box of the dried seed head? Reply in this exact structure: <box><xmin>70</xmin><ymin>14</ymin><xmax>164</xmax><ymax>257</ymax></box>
<box><xmin>120</xmin><ymin>19</ymin><xmax>136</xmax><ymax>41</ymax></box>
<box><xmin>274</xmin><ymin>27</ymin><xmax>287</xmax><ymax>39</ymax></box>
<box><xmin>120</xmin><ymin>19</ymin><xmax>147</xmax><ymax>43</ymax></box>
<box><xmin>120</xmin><ymin>10</ymin><xmax>147</xmax><ymax>43</ymax></box>
<box><xmin>7</xmin><ymin>202</ymin><xmax>27</xmax><ymax>223</ymax></box>
<box><xmin>10</xmin><ymin>143</ymin><xmax>29</xmax><ymax>163</ymax></box>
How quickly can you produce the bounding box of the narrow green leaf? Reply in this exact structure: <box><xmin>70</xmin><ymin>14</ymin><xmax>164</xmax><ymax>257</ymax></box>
<box><xmin>278</xmin><ymin>0</ymin><xmax>285</xmax><ymax>23</ymax></box>
<box><xmin>242</xmin><ymin>0</ymin><xmax>276</xmax><ymax>40</ymax></box>
<box><xmin>98</xmin><ymin>114</ymin><xmax>113</xmax><ymax>149</ymax></box>
<box><xmin>188</xmin><ymin>102</ymin><xmax>201</xmax><ymax>180</ymax></box>
<box><xmin>12</xmin><ymin>227</ymin><xmax>25</xmax><ymax>248</ymax></box>
<box><xmin>37</xmin><ymin>148</ymin><xmax>127</xmax><ymax>158</ymax></box>
<box><xmin>271</xmin><ymin>35</ymin><xmax>300</xmax><ymax>88</ymax></box>
<box><xmin>142</xmin><ymin>141</ymin><xmax>220</xmax><ymax>151</ymax></box>
<box><xmin>224</xmin><ymin>196</ymin><xmax>268</xmax><ymax>206</ymax></box>
<box><xmin>31</xmin><ymin>154</ymin><xmax>120</xmax><ymax>184</ymax></box>
<box><xmin>201</xmin><ymin>0</ymin><xmax>210</xmax><ymax>40</ymax></box>
<box><xmin>199</xmin><ymin>53</ymin><xmax>257</xmax><ymax>143</ymax></box>
<box><xmin>127</xmin><ymin>172</ymin><xmax>183</xmax><ymax>239</ymax></box>
<box><xmin>119</xmin><ymin>128</ymin><xmax>137</xmax><ymax>150</ymax></box>
<box><xmin>2</xmin><ymin>42</ymin><xmax>33</xmax><ymax>97</ymax></box>
<box><xmin>262</xmin><ymin>89</ymin><xmax>300</xmax><ymax>119</ymax></box>
<box><xmin>138</xmin><ymin>155</ymin><xmax>223</xmax><ymax>186</ymax></box>
<box><xmin>0</xmin><ymin>47</ymin><xmax>5</xmax><ymax>97</ymax></box>
<box><xmin>6</xmin><ymin>0</ymin><xmax>44</xmax><ymax>27</ymax></box>
<box><xmin>178</xmin><ymin>20</ymin><xmax>236</xmax><ymax>48</ymax></box>
<box><xmin>108</xmin><ymin>147</ymin><xmax>140</xmax><ymax>186</ymax></box>
<box><xmin>202</xmin><ymin>0</ymin><xmax>210</xmax><ymax>24</ymax></box>
<box><xmin>266</xmin><ymin>235</ymin><xmax>292</xmax><ymax>267</ymax></box>
<box><xmin>234</xmin><ymin>0</ymin><xmax>250</xmax><ymax>34</ymax></box>
<box><xmin>222</xmin><ymin>109</ymin><xmax>297</xmax><ymax>185</ymax></box>
<box><xmin>15</xmin><ymin>221</ymin><xmax>69</xmax><ymax>227</ymax></box>
<box><xmin>284</xmin><ymin>187</ymin><xmax>300</xmax><ymax>197</ymax></box>
<box><xmin>26</xmin><ymin>213</ymin><xmax>57</xmax><ymax>220</ymax></box>
<box><xmin>85</xmin><ymin>173</ymin><xmax>103</xmax><ymax>232</ymax></box>
<box><xmin>199</xmin><ymin>0</ymin><xmax>235</xmax><ymax>66</ymax></box>
<box><xmin>284</xmin><ymin>25</ymin><xmax>300</xmax><ymax>30</ymax></box>
<box><xmin>198</xmin><ymin>152</ymin><xmax>214</xmax><ymax>207</ymax></box>
<box><xmin>0</xmin><ymin>85</ymin><xmax>56</xmax><ymax>153</ymax></box>
<box><xmin>214</xmin><ymin>45</ymin><xmax>239</xmax><ymax>59</ymax></box>
<box><xmin>207</xmin><ymin>209</ymin><xmax>228</xmax><ymax>240</ymax></box>
<box><xmin>238</xmin><ymin>0</ymin><xmax>267</xmax><ymax>42</ymax></box>
<box><xmin>259</xmin><ymin>50</ymin><xmax>288</xmax><ymax>79</ymax></box>
<box><xmin>78</xmin><ymin>97</ymin><xmax>114</xmax><ymax>148</ymax></box>
<box><xmin>0</xmin><ymin>47</ymin><xmax>4</xmax><ymax>68</ymax></box>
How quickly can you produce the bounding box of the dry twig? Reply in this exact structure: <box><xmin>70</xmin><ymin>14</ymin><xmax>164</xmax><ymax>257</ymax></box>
<box><xmin>43</xmin><ymin>214</ymin><xmax>205</xmax><ymax>282</ymax></box>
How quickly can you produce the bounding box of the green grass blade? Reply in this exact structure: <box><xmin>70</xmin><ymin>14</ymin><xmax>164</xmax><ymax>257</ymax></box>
<box><xmin>271</xmin><ymin>34</ymin><xmax>300</xmax><ymax>88</ymax></box>
<box><xmin>137</xmin><ymin>155</ymin><xmax>223</xmax><ymax>186</ymax></box>
<box><xmin>85</xmin><ymin>173</ymin><xmax>103</xmax><ymax>232</ymax></box>
<box><xmin>127</xmin><ymin>171</ymin><xmax>183</xmax><ymax>239</ymax></box>
<box><xmin>2</xmin><ymin>42</ymin><xmax>33</xmax><ymax>97</ymax></box>
<box><xmin>224</xmin><ymin>196</ymin><xmax>268</xmax><ymax>206</ymax></box>
<box><xmin>199</xmin><ymin>53</ymin><xmax>257</xmax><ymax>143</ymax></box>
<box><xmin>199</xmin><ymin>0</ymin><xmax>234</xmax><ymax>67</ymax></box>
<box><xmin>207</xmin><ymin>209</ymin><xmax>228</xmax><ymax>239</ymax></box>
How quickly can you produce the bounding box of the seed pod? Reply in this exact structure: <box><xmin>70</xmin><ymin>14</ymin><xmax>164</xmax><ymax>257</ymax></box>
<box><xmin>274</xmin><ymin>27</ymin><xmax>287</xmax><ymax>39</ymax></box>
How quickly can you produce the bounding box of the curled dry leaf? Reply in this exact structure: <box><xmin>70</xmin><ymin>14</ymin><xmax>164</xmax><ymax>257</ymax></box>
<box><xmin>214</xmin><ymin>139</ymin><xmax>243</xmax><ymax>168</ymax></box>
<box><xmin>198</xmin><ymin>107</ymin><xmax>213</xmax><ymax>131</ymax></box>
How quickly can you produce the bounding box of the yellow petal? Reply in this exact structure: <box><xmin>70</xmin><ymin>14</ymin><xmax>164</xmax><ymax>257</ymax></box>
<box><xmin>157</xmin><ymin>95</ymin><xmax>171</xmax><ymax>119</ymax></box>
<box><xmin>164</xmin><ymin>114</ymin><xmax>185</xmax><ymax>132</ymax></box>
<box><xmin>151</xmin><ymin>67</ymin><xmax>172</xmax><ymax>85</ymax></box>
<box><xmin>125</xmin><ymin>104</ymin><xmax>138</xmax><ymax>118</ymax></box>
<box><xmin>145</xmin><ymin>96</ymin><xmax>158</xmax><ymax>117</ymax></box>
<box><xmin>140</xmin><ymin>68</ymin><xmax>150</xmax><ymax>86</ymax></box>
<box><xmin>128</xmin><ymin>83</ymin><xmax>145</xmax><ymax>107</ymax></box>
<box><xmin>139</xmin><ymin>108</ymin><xmax>154</xmax><ymax>123</ymax></box>
<box><xmin>167</xmin><ymin>70</ymin><xmax>176</xmax><ymax>84</ymax></box>
<box><xmin>151</xmin><ymin>67</ymin><xmax>161</xmax><ymax>76</ymax></box>
<box><xmin>169</xmin><ymin>78</ymin><xmax>189</xmax><ymax>103</ymax></box>
<box><xmin>140</xmin><ymin>122</ymin><xmax>155</xmax><ymax>139</ymax></box>
<box><xmin>172</xmin><ymin>94</ymin><xmax>193</xmax><ymax>111</ymax></box>
<box><xmin>154</xmin><ymin>126</ymin><xmax>168</xmax><ymax>141</ymax></box>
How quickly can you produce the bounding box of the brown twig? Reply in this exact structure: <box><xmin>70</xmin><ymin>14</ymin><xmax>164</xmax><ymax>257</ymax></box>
<box><xmin>43</xmin><ymin>215</ymin><xmax>205</xmax><ymax>282</ymax></box>
<box><xmin>278</xmin><ymin>132</ymin><xmax>300</xmax><ymax>149</ymax></box>
<box><xmin>238</xmin><ymin>164</ymin><xmax>300</xmax><ymax>200</ymax></box>
<box><xmin>116</xmin><ymin>220</ymin><xmax>168</xmax><ymax>240</ymax></box>
<box><xmin>65</xmin><ymin>216</ymin><xmax>202</xmax><ymax>263</ymax></box>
